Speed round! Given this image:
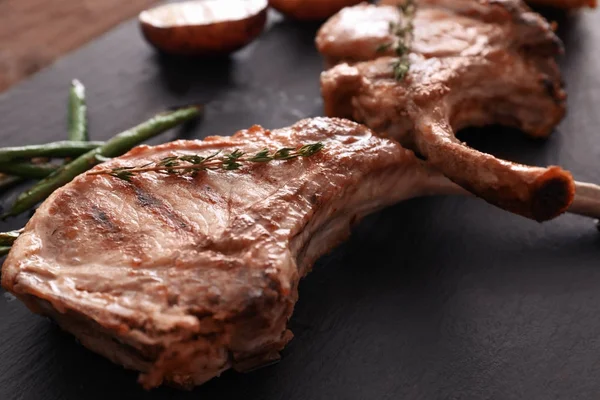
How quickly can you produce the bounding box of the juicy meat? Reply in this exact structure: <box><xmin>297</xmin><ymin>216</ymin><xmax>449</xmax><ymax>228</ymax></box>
<box><xmin>3</xmin><ymin>118</ymin><xmax>470</xmax><ymax>389</ymax></box>
<box><xmin>318</xmin><ymin>0</ymin><xmax>574</xmax><ymax>221</ymax></box>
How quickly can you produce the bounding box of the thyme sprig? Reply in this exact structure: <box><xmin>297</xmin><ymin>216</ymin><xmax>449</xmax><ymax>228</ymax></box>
<box><xmin>376</xmin><ymin>0</ymin><xmax>417</xmax><ymax>81</ymax></box>
<box><xmin>89</xmin><ymin>143</ymin><xmax>325</xmax><ymax>182</ymax></box>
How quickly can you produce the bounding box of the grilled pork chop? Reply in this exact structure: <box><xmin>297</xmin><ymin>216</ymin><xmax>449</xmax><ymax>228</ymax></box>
<box><xmin>2</xmin><ymin>118</ymin><xmax>474</xmax><ymax>389</ymax></box>
<box><xmin>3</xmin><ymin>116</ymin><xmax>599</xmax><ymax>388</ymax></box>
<box><xmin>318</xmin><ymin>0</ymin><xmax>575</xmax><ymax>221</ymax></box>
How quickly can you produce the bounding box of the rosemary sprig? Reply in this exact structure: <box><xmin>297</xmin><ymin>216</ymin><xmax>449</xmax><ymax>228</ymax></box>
<box><xmin>89</xmin><ymin>143</ymin><xmax>325</xmax><ymax>182</ymax></box>
<box><xmin>376</xmin><ymin>0</ymin><xmax>416</xmax><ymax>81</ymax></box>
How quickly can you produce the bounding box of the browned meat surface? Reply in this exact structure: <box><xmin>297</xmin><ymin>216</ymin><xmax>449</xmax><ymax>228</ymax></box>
<box><xmin>318</xmin><ymin>0</ymin><xmax>573</xmax><ymax>221</ymax></box>
<box><xmin>2</xmin><ymin>117</ymin><xmax>476</xmax><ymax>389</ymax></box>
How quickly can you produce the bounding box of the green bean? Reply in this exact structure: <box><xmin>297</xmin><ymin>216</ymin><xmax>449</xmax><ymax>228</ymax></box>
<box><xmin>4</xmin><ymin>105</ymin><xmax>202</xmax><ymax>217</ymax></box>
<box><xmin>68</xmin><ymin>80</ymin><xmax>88</xmax><ymax>141</ymax></box>
<box><xmin>0</xmin><ymin>229</ymin><xmax>22</xmax><ymax>246</ymax></box>
<box><xmin>0</xmin><ymin>246</ymin><xmax>10</xmax><ymax>257</ymax></box>
<box><xmin>94</xmin><ymin>155</ymin><xmax>112</xmax><ymax>163</ymax></box>
<box><xmin>0</xmin><ymin>141</ymin><xmax>104</xmax><ymax>162</ymax></box>
<box><xmin>0</xmin><ymin>162</ymin><xmax>58</xmax><ymax>179</ymax></box>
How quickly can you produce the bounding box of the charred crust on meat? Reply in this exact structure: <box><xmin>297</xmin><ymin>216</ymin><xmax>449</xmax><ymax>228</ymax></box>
<box><xmin>531</xmin><ymin>167</ymin><xmax>575</xmax><ymax>222</ymax></box>
<box><xmin>91</xmin><ymin>208</ymin><xmax>110</xmax><ymax>224</ymax></box>
<box><xmin>541</xmin><ymin>77</ymin><xmax>566</xmax><ymax>105</ymax></box>
<box><xmin>205</xmin><ymin>291</ymin><xmax>221</xmax><ymax>306</ymax></box>
<box><xmin>189</xmin><ymin>309</ymin><xmax>214</xmax><ymax>319</ymax></box>
<box><xmin>167</xmin><ymin>293</ymin><xmax>180</xmax><ymax>307</ymax></box>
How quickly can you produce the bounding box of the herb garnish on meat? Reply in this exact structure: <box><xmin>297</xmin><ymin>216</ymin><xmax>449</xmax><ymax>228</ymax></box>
<box><xmin>376</xmin><ymin>0</ymin><xmax>416</xmax><ymax>80</ymax></box>
<box><xmin>90</xmin><ymin>143</ymin><xmax>325</xmax><ymax>182</ymax></box>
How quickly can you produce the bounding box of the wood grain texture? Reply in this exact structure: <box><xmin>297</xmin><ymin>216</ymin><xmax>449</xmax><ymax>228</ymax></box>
<box><xmin>0</xmin><ymin>0</ymin><xmax>158</xmax><ymax>93</ymax></box>
<box><xmin>1</xmin><ymin>7</ymin><xmax>600</xmax><ymax>400</ymax></box>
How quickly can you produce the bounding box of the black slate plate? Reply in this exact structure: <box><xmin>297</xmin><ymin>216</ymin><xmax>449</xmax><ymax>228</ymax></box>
<box><xmin>1</xmin><ymin>8</ymin><xmax>600</xmax><ymax>400</ymax></box>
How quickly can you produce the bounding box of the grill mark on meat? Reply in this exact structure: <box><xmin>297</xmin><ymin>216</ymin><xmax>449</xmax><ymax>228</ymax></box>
<box><xmin>132</xmin><ymin>185</ymin><xmax>190</xmax><ymax>231</ymax></box>
<box><xmin>135</xmin><ymin>186</ymin><xmax>170</xmax><ymax>209</ymax></box>
<box><xmin>226</xmin><ymin>186</ymin><xmax>236</xmax><ymax>227</ymax></box>
<box><xmin>90</xmin><ymin>205</ymin><xmax>120</xmax><ymax>233</ymax></box>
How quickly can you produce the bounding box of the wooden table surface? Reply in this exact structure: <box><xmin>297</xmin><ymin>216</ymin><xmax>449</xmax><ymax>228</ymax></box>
<box><xmin>0</xmin><ymin>0</ymin><xmax>158</xmax><ymax>93</ymax></box>
<box><xmin>0</xmin><ymin>0</ymin><xmax>591</xmax><ymax>93</ymax></box>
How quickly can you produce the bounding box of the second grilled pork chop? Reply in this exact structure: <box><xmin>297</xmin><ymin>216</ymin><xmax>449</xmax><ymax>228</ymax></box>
<box><xmin>2</xmin><ymin>118</ymin><xmax>474</xmax><ymax>389</ymax></box>
<box><xmin>318</xmin><ymin>0</ymin><xmax>575</xmax><ymax>221</ymax></box>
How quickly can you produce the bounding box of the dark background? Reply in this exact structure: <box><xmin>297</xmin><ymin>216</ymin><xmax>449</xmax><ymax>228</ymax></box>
<box><xmin>1</xmin><ymin>8</ymin><xmax>600</xmax><ymax>400</ymax></box>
